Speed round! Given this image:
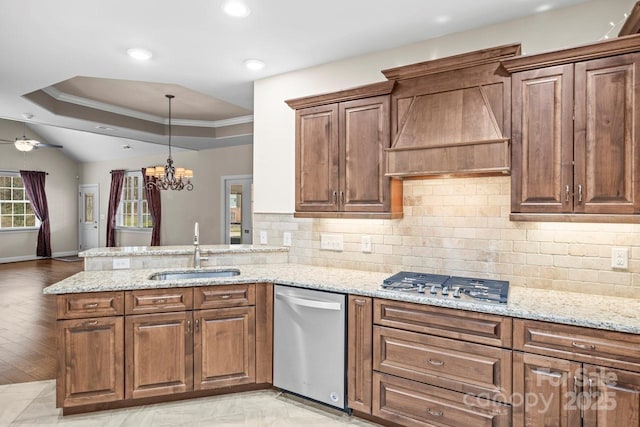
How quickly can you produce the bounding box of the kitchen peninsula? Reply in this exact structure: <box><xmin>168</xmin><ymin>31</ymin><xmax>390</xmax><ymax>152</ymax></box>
<box><xmin>46</xmin><ymin>245</ymin><xmax>640</xmax><ymax>426</ymax></box>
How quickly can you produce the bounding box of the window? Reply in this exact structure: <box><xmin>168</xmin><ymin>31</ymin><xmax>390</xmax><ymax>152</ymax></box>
<box><xmin>117</xmin><ymin>171</ymin><xmax>152</xmax><ymax>229</ymax></box>
<box><xmin>0</xmin><ymin>173</ymin><xmax>38</xmax><ymax>229</ymax></box>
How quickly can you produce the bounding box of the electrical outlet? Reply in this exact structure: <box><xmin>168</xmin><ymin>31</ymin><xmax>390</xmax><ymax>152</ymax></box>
<box><xmin>283</xmin><ymin>232</ymin><xmax>292</xmax><ymax>247</ymax></box>
<box><xmin>112</xmin><ymin>258</ymin><xmax>130</xmax><ymax>270</ymax></box>
<box><xmin>320</xmin><ymin>234</ymin><xmax>344</xmax><ymax>251</ymax></box>
<box><xmin>611</xmin><ymin>247</ymin><xmax>629</xmax><ymax>269</ymax></box>
<box><xmin>362</xmin><ymin>235</ymin><xmax>372</xmax><ymax>253</ymax></box>
<box><xmin>259</xmin><ymin>231</ymin><xmax>268</xmax><ymax>245</ymax></box>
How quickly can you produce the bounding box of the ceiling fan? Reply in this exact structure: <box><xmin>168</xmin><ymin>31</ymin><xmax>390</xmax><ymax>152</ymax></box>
<box><xmin>0</xmin><ymin>137</ymin><xmax>64</xmax><ymax>152</ymax></box>
<box><xmin>0</xmin><ymin>116</ymin><xmax>63</xmax><ymax>152</ymax></box>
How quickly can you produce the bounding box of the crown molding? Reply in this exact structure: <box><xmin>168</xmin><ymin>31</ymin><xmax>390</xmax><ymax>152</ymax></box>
<box><xmin>41</xmin><ymin>86</ymin><xmax>253</xmax><ymax>128</ymax></box>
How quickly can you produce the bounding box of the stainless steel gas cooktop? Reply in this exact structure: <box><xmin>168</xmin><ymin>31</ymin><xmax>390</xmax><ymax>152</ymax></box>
<box><xmin>381</xmin><ymin>271</ymin><xmax>509</xmax><ymax>305</ymax></box>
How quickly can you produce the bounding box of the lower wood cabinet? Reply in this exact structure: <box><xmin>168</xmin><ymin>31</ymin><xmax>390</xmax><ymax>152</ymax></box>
<box><xmin>125</xmin><ymin>311</ymin><xmax>193</xmax><ymax>399</ymax></box>
<box><xmin>347</xmin><ymin>295</ymin><xmax>373</xmax><ymax>414</ymax></box>
<box><xmin>194</xmin><ymin>306</ymin><xmax>256</xmax><ymax>390</ymax></box>
<box><xmin>57</xmin><ymin>316</ymin><xmax>124</xmax><ymax>407</ymax></box>
<box><xmin>373</xmin><ymin>372</ymin><xmax>511</xmax><ymax>427</ymax></box>
<box><xmin>56</xmin><ymin>283</ymin><xmax>270</xmax><ymax>412</ymax></box>
<box><xmin>513</xmin><ymin>319</ymin><xmax>640</xmax><ymax>427</ymax></box>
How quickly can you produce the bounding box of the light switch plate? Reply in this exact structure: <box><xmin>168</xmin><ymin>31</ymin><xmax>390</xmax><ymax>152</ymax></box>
<box><xmin>259</xmin><ymin>231</ymin><xmax>268</xmax><ymax>245</ymax></box>
<box><xmin>113</xmin><ymin>258</ymin><xmax>130</xmax><ymax>270</ymax></box>
<box><xmin>611</xmin><ymin>247</ymin><xmax>629</xmax><ymax>269</ymax></box>
<box><xmin>283</xmin><ymin>232</ymin><xmax>292</xmax><ymax>247</ymax></box>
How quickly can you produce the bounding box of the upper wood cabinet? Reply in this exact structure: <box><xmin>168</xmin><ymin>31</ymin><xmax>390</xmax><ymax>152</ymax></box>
<box><xmin>504</xmin><ymin>35</ymin><xmax>640</xmax><ymax>219</ymax></box>
<box><xmin>286</xmin><ymin>81</ymin><xmax>403</xmax><ymax>219</ymax></box>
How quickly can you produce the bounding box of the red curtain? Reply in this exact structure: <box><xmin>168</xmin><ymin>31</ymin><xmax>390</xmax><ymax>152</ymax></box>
<box><xmin>19</xmin><ymin>170</ymin><xmax>51</xmax><ymax>257</ymax></box>
<box><xmin>106</xmin><ymin>169</ymin><xmax>125</xmax><ymax>247</ymax></box>
<box><xmin>142</xmin><ymin>168</ymin><xmax>162</xmax><ymax>246</ymax></box>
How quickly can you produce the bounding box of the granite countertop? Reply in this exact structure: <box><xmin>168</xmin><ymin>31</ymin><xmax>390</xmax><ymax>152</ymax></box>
<box><xmin>44</xmin><ymin>263</ymin><xmax>640</xmax><ymax>335</ymax></box>
<box><xmin>79</xmin><ymin>245</ymin><xmax>289</xmax><ymax>257</ymax></box>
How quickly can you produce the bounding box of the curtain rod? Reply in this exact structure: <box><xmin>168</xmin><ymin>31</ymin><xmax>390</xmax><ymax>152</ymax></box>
<box><xmin>0</xmin><ymin>169</ymin><xmax>48</xmax><ymax>175</ymax></box>
<box><xmin>110</xmin><ymin>169</ymin><xmax>141</xmax><ymax>173</ymax></box>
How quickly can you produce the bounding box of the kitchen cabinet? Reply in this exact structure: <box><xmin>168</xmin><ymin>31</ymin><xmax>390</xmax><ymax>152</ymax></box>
<box><xmin>286</xmin><ymin>81</ymin><xmax>403</xmax><ymax>219</ymax></box>
<box><xmin>513</xmin><ymin>318</ymin><xmax>640</xmax><ymax>426</ymax></box>
<box><xmin>56</xmin><ymin>292</ymin><xmax>124</xmax><ymax>408</ymax></box>
<box><xmin>504</xmin><ymin>36</ymin><xmax>640</xmax><ymax>219</ymax></box>
<box><xmin>56</xmin><ymin>283</ymin><xmax>270</xmax><ymax>413</ymax></box>
<box><xmin>125</xmin><ymin>311</ymin><xmax>193</xmax><ymax>399</ymax></box>
<box><xmin>347</xmin><ymin>295</ymin><xmax>373</xmax><ymax>414</ymax></box>
<box><xmin>57</xmin><ymin>316</ymin><xmax>124</xmax><ymax>407</ymax></box>
<box><xmin>371</xmin><ymin>299</ymin><xmax>512</xmax><ymax>426</ymax></box>
<box><xmin>194</xmin><ymin>306</ymin><xmax>255</xmax><ymax>390</ymax></box>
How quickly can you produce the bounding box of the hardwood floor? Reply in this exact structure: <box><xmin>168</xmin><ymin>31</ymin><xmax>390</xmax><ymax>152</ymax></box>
<box><xmin>0</xmin><ymin>259</ymin><xmax>83</xmax><ymax>385</ymax></box>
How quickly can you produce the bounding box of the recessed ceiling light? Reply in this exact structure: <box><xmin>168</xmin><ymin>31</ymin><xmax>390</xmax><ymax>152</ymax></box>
<box><xmin>223</xmin><ymin>1</ymin><xmax>251</xmax><ymax>17</ymax></box>
<box><xmin>435</xmin><ymin>15</ymin><xmax>451</xmax><ymax>24</ymax></box>
<box><xmin>96</xmin><ymin>125</ymin><xmax>115</xmax><ymax>131</ymax></box>
<box><xmin>127</xmin><ymin>48</ymin><xmax>153</xmax><ymax>61</ymax></box>
<box><xmin>244</xmin><ymin>59</ymin><xmax>265</xmax><ymax>71</ymax></box>
<box><xmin>122</xmin><ymin>144</ymin><xmax>132</xmax><ymax>150</ymax></box>
<box><xmin>535</xmin><ymin>4</ymin><xmax>553</xmax><ymax>13</ymax></box>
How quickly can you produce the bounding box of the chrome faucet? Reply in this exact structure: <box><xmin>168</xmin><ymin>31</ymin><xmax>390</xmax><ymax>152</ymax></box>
<box><xmin>193</xmin><ymin>222</ymin><xmax>208</xmax><ymax>269</ymax></box>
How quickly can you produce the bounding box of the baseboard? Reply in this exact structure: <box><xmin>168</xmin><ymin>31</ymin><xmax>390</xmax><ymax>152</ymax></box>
<box><xmin>0</xmin><ymin>250</ymin><xmax>79</xmax><ymax>264</ymax></box>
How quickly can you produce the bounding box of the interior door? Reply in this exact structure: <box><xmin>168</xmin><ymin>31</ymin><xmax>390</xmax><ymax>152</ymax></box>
<box><xmin>223</xmin><ymin>176</ymin><xmax>252</xmax><ymax>244</ymax></box>
<box><xmin>79</xmin><ymin>184</ymin><xmax>99</xmax><ymax>251</ymax></box>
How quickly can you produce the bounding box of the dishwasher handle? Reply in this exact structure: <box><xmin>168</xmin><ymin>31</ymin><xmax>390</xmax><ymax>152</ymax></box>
<box><xmin>276</xmin><ymin>292</ymin><xmax>342</xmax><ymax>311</ymax></box>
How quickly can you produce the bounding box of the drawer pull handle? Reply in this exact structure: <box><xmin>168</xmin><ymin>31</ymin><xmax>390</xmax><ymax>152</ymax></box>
<box><xmin>84</xmin><ymin>320</ymin><xmax>99</xmax><ymax>327</ymax></box>
<box><xmin>531</xmin><ymin>368</ymin><xmax>562</xmax><ymax>378</ymax></box>
<box><xmin>427</xmin><ymin>408</ymin><xmax>443</xmax><ymax>417</ymax></box>
<box><xmin>195</xmin><ymin>319</ymin><xmax>200</xmax><ymax>332</ymax></box>
<box><xmin>187</xmin><ymin>320</ymin><xmax>191</xmax><ymax>333</ymax></box>
<box><xmin>154</xmin><ymin>298</ymin><xmax>167</xmax><ymax>304</ymax></box>
<box><xmin>84</xmin><ymin>303</ymin><xmax>99</xmax><ymax>309</ymax></box>
<box><xmin>220</xmin><ymin>295</ymin><xmax>232</xmax><ymax>299</ymax></box>
<box><xmin>427</xmin><ymin>359</ymin><xmax>444</xmax><ymax>366</ymax></box>
<box><xmin>572</xmin><ymin>341</ymin><xmax>595</xmax><ymax>350</ymax></box>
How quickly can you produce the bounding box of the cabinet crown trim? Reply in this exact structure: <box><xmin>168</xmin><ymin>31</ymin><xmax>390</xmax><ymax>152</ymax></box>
<box><xmin>501</xmin><ymin>33</ymin><xmax>640</xmax><ymax>72</ymax></box>
<box><xmin>285</xmin><ymin>81</ymin><xmax>395</xmax><ymax>110</ymax></box>
<box><xmin>382</xmin><ymin>43</ymin><xmax>521</xmax><ymax>80</ymax></box>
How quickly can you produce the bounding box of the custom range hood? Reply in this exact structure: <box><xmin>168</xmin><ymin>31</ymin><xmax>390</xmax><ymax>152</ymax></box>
<box><xmin>382</xmin><ymin>43</ymin><xmax>521</xmax><ymax>178</ymax></box>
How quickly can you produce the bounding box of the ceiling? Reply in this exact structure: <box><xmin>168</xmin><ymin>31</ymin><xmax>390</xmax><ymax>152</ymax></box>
<box><xmin>0</xmin><ymin>0</ymin><xmax>593</xmax><ymax>163</ymax></box>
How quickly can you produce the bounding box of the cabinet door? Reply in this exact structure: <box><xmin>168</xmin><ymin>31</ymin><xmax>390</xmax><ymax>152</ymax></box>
<box><xmin>511</xmin><ymin>64</ymin><xmax>574</xmax><ymax>213</ymax></box>
<box><xmin>125</xmin><ymin>312</ymin><xmax>193</xmax><ymax>399</ymax></box>
<box><xmin>57</xmin><ymin>317</ymin><xmax>124</xmax><ymax>407</ymax></box>
<box><xmin>513</xmin><ymin>352</ymin><xmax>582</xmax><ymax>427</ymax></box>
<box><xmin>347</xmin><ymin>295</ymin><xmax>373</xmax><ymax>414</ymax></box>
<box><xmin>574</xmin><ymin>53</ymin><xmax>640</xmax><ymax>214</ymax></box>
<box><xmin>583</xmin><ymin>365</ymin><xmax>640</xmax><ymax>426</ymax></box>
<box><xmin>339</xmin><ymin>95</ymin><xmax>390</xmax><ymax>212</ymax></box>
<box><xmin>295</xmin><ymin>104</ymin><xmax>339</xmax><ymax>212</ymax></box>
<box><xmin>194</xmin><ymin>306</ymin><xmax>255</xmax><ymax>390</ymax></box>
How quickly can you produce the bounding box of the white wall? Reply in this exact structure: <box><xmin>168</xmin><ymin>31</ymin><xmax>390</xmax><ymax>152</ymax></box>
<box><xmin>0</xmin><ymin>119</ymin><xmax>80</xmax><ymax>261</ymax></box>
<box><xmin>80</xmin><ymin>143</ymin><xmax>253</xmax><ymax>247</ymax></box>
<box><xmin>253</xmin><ymin>0</ymin><xmax>636</xmax><ymax>213</ymax></box>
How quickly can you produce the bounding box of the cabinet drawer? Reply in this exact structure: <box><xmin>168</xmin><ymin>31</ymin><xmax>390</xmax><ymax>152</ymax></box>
<box><xmin>372</xmin><ymin>372</ymin><xmax>511</xmax><ymax>427</ymax></box>
<box><xmin>57</xmin><ymin>292</ymin><xmax>124</xmax><ymax>319</ymax></box>
<box><xmin>125</xmin><ymin>288</ymin><xmax>193</xmax><ymax>314</ymax></box>
<box><xmin>374</xmin><ymin>299</ymin><xmax>512</xmax><ymax>347</ymax></box>
<box><xmin>514</xmin><ymin>319</ymin><xmax>640</xmax><ymax>372</ymax></box>
<box><xmin>194</xmin><ymin>284</ymin><xmax>255</xmax><ymax>309</ymax></box>
<box><xmin>374</xmin><ymin>326</ymin><xmax>511</xmax><ymax>403</ymax></box>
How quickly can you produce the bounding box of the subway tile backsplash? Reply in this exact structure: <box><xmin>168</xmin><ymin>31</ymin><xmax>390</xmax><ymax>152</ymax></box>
<box><xmin>255</xmin><ymin>176</ymin><xmax>640</xmax><ymax>298</ymax></box>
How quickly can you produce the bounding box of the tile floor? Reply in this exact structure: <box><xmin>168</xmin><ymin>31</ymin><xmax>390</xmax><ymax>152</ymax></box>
<box><xmin>0</xmin><ymin>381</ymin><xmax>381</xmax><ymax>426</ymax></box>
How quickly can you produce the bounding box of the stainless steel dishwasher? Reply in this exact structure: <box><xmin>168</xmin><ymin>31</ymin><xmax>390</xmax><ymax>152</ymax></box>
<box><xmin>273</xmin><ymin>285</ymin><xmax>346</xmax><ymax>410</ymax></box>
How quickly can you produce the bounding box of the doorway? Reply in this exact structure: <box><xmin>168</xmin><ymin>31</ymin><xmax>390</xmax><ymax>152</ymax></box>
<box><xmin>222</xmin><ymin>176</ymin><xmax>252</xmax><ymax>245</ymax></box>
<box><xmin>79</xmin><ymin>184</ymin><xmax>99</xmax><ymax>251</ymax></box>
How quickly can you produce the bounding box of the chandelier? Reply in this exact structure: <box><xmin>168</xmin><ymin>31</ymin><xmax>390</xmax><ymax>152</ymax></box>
<box><xmin>145</xmin><ymin>94</ymin><xmax>194</xmax><ymax>191</ymax></box>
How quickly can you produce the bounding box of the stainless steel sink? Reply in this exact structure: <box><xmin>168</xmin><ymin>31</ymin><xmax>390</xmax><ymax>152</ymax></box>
<box><xmin>149</xmin><ymin>269</ymin><xmax>240</xmax><ymax>280</ymax></box>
